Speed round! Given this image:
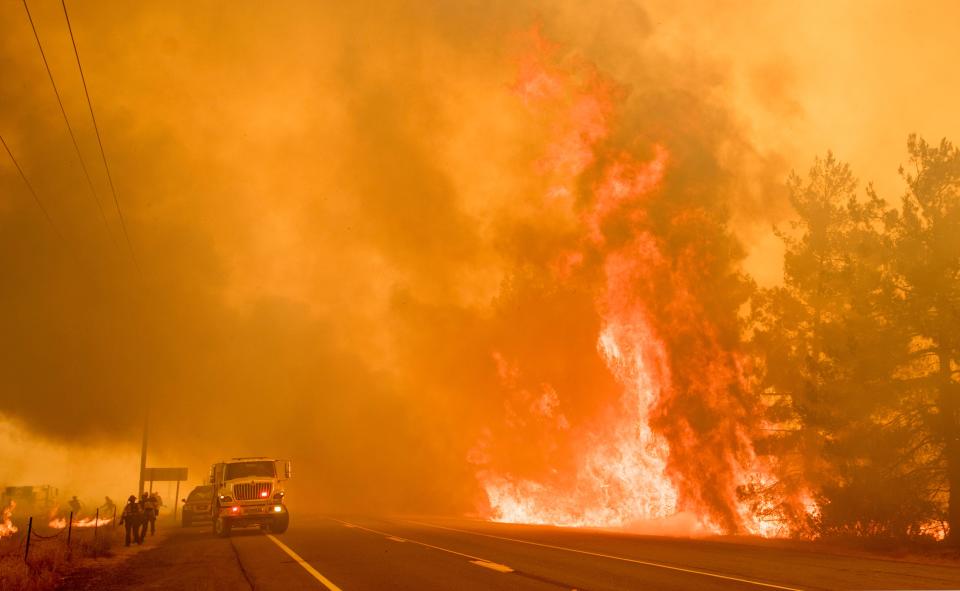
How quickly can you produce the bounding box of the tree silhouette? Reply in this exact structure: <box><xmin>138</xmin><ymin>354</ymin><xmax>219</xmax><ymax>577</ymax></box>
<box><xmin>887</xmin><ymin>136</ymin><xmax>960</xmax><ymax>543</ymax></box>
<box><xmin>751</xmin><ymin>143</ymin><xmax>958</xmax><ymax>541</ymax></box>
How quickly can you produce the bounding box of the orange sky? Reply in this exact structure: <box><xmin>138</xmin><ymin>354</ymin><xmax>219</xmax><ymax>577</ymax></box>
<box><xmin>644</xmin><ymin>0</ymin><xmax>960</xmax><ymax>282</ymax></box>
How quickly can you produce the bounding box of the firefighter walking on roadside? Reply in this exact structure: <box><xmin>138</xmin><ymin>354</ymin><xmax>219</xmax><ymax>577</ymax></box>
<box><xmin>118</xmin><ymin>495</ymin><xmax>142</xmax><ymax>546</ymax></box>
<box><xmin>139</xmin><ymin>492</ymin><xmax>158</xmax><ymax>538</ymax></box>
<box><xmin>68</xmin><ymin>495</ymin><xmax>83</xmax><ymax>517</ymax></box>
<box><xmin>102</xmin><ymin>496</ymin><xmax>117</xmax><ymax>517</ymax></box>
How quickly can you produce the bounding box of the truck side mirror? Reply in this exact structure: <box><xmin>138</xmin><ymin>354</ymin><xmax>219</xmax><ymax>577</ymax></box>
<box><xmin>284</xmin><ymin>460</ymin><xmax>292</xmax><ymax>479</ymax></box>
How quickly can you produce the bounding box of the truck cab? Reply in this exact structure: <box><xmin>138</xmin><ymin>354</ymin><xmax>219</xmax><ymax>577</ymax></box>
<box><xmin>209</xmin><ymin>457</ymin><xmax>291</xmax><ymax>536</ymax></box>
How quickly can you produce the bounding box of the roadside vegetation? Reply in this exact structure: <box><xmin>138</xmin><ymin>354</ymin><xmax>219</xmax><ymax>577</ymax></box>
<box><xmin>0</xmin><ymin>526</ymin><xmax>119</xmax><ymax>591</ymax></box>
<box><xmin>747</xmin><ymin>135</ymin><xmax>960</xmax><ymax>545</ymax></box>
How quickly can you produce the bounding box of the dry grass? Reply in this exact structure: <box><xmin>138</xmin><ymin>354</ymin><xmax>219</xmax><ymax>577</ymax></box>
<box><xmin>0</xmin><ymin>525</ymin><xmax>120</xmax><ymax>591</ymax></box>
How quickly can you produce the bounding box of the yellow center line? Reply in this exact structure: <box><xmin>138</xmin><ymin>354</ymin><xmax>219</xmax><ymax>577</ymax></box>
<box><xmin>330</xmin><ymin>518</ymin><xmax>513</xmax><ymax>574</ymax></box>
<box><xmin>471</xmin><ymin>560</ymin><xmax>514</xmax><ymax>573</ymax></box>
<box><xmin>266</xmin><ymin>534</ymin><xmax>344</xmax><ymax>591</ymax></box>
<box><xmin>403</xmin><ymin>519</ymin><xmax>806</xmax><ymax>591</ymax></box>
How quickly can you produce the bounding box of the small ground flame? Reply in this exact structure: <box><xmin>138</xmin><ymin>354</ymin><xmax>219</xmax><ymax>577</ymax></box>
<box><xmin>0</xmin><ymin>500</ymin><xmax>17</xmax><ymax>537</ymax></box>
<box><xmin>48</xmin><ymin>510</ymin><xmax>112</xmax><ymax>529</ymax></box>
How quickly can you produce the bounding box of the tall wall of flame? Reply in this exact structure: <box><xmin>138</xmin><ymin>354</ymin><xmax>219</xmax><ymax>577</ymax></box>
<box><xmin>469</xmin><ymin>30</ymin><xmax>760</xmax><ymax>533</ymax></box>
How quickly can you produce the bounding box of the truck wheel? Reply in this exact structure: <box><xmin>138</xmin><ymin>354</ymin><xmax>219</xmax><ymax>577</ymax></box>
<box><xmin>214</xmin><ymin>516</ymin><xmax>232</xmax><ymax>537</ymax></box>
<box><xmin>270</xmin><ymin>510</ymin><xmax>289</xmax><ymax>534</ymax></box>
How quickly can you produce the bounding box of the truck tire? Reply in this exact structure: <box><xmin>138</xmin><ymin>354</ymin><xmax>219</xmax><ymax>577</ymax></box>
<box><xmin>214</xmin><ymin>516</ymin><xmax>232</xmax><ymax>537</ymax></box>
<box><xmin>270</xmin><ymin>510</ymin><xmax>290</xmax><ymax>534</ymax></box>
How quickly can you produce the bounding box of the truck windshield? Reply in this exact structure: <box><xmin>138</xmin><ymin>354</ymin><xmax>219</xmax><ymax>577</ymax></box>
<box><xmin>224</xmin><ymin>461</ymin><xmax>275</xmax><ymax>480</ymax></box>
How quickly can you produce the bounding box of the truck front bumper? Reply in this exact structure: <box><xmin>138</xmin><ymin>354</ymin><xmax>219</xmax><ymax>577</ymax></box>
<box><xmin>219</xmin><ymin>504</ymin><xmax>285</xmax><ymax>523</ymax></box>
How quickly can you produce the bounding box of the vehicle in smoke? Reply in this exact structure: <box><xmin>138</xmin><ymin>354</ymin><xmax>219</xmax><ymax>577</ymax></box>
<box><xmin>208</xmin><ymin>457</ymin><xmax>291</xmax><ymax>537</ymax></box>
<box><xmin>180</xmin><ymin>484</ymin><xmax>214</xmax><ymax>527</ymax></box>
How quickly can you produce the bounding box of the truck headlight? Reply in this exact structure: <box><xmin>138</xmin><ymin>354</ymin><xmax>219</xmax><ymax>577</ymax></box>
<box><xmin>273</xmin><ymin>491</ymin><xmax>285</xmax><ymax>501</ymax></box>
<box><xmin>219</xmin><ymin>495</ymin><xmax>233</xmax><ymax>503</ymax></box>
<box><xmin>273</xmin><ymin>506</ymin><xmax>282</xmax><ymax>513</ymax></box>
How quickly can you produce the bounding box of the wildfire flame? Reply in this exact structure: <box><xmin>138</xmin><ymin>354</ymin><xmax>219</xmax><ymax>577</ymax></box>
<box><xmin>480</xmin><ymin>324</ymin><xmax>679</xmax><ymax>528</ymax></box>
<box><xmin>919</xmin><ymin>519</ymin><xmax>948</xmax><ymax>542</ymax></box>
<box><xmin>472</xmin><ymin>28</ymin><xmax>794</xmax><ymax>536</ymax></box>
<box><xmin>48</xmin><ymin>510</ymin><xmax>112</xmax><ymax>529</ymax></box>
<box><xmin>0</xmin><ymin>500</ymin><xmax>17</xmax><ymax>538</ymax></box>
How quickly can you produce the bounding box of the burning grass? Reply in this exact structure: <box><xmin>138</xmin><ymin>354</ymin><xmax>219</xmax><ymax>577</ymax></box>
<box><xmin>0</xmin><ymin>524</ymin><xmax>119</xmax><ymax>591</ymax></box>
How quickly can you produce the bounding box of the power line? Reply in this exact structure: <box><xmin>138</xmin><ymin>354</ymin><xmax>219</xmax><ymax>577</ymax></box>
<box><xmin>21</xmin><ymin>0</ymin><xmax>116</xmax><ymax>247</ymax></box>
<box><xmin>1</xmin><ymin>133</ymin><xmax>64</xmax><ymax>241</ymax></box>
<box><xmin>60</xmin><ymin>0</ymin><xmax>140</xmax><ymax>273</ymax></box>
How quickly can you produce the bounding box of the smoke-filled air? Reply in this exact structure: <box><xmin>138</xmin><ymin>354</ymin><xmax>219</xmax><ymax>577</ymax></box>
<box><xmin>2</xmin><ymin>0</ymin><xmax>960</xmax><ymax>548</ymax></box>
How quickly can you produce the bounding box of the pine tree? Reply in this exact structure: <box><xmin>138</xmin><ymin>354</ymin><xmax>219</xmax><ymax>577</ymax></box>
<box><xmin>751</xmin><ymin>153</ymin><xmax>927</xmax><ymax>538</ymax></box>
<box><xmin>887</xmin><ymin>136</ymin><xmax>960</xmax><ymax>544</ymax></box>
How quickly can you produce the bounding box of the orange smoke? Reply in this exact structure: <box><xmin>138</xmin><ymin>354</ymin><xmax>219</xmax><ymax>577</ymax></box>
<box><xmin>472</xmin><ymin>29</ymin><xmax>776</xmax><ymax>534</ymax></box>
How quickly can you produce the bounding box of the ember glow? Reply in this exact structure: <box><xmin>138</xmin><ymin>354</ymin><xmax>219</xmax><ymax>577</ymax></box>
<box><xmin>0</xmin><ymin>500</ymin><xmax>16</xmax><ymax>538</ymax></box>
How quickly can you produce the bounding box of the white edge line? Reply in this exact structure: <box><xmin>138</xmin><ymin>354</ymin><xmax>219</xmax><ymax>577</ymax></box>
<box><xmin>404</xmin><ymin>520</ymin><xmax>806</xmax><ymax>591</ymax></box>
<box><xmin>266</xmin><ymin>533</ymin><xmax>344</xmax><ymax>591</ymax></box>
<box><xmin>332</xmin><ymin>518</ymin><xmax>515</xmax><ymax>575</ymax></box>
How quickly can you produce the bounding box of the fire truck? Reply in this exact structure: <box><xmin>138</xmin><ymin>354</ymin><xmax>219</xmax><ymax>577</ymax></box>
<box><xmin>208</xmin><ymin>457</ymin><xmax>291</xmax><ymax>536</ymax></box>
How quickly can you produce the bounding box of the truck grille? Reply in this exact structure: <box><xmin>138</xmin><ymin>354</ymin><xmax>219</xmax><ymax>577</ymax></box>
<box><xmin>233</xmin><ymin>482</ymin><xmax>271</xmax><ymax>501</ymax></box>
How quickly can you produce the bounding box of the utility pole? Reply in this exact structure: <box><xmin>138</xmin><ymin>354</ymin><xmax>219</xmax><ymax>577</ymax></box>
<box><xmin>138</xmin><ymin>409</ymin><xmax>149</xmax><ymax>495</ymax></box>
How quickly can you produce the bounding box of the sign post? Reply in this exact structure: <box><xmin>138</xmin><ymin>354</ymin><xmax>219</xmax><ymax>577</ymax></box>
<box><xmin>174</xmin><ymin>480</ymin><xmax>180</xmax><ymax>521</ymax></box>
<box><xmin>142</xmin><ymin>467</ymin><xmax>188</xmax><ymax>520</ymax></box>
<box><xmin>142</xmin><ymin>467</ymin><xmax>189</xmax><ymax>481</ymax></box>
<box><xmin>138</xmin><ymin>411</ymin><xmax>149</xmax><ymax>495</ymax></box>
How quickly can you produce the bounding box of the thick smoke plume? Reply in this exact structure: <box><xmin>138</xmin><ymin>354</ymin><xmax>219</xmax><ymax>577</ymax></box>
<box><xmin>6</xmin><ymin>0</ymin><xmax>916</xmax><ymax>529</ymax></box>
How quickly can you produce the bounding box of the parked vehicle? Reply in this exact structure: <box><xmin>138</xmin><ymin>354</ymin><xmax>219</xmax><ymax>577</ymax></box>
<box><xmin>181</xmin><ymin>485</ymin><xmax>213</xmax><ymax>527</ymax></box>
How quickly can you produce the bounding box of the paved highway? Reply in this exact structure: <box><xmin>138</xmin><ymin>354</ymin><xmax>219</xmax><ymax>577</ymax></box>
<box><xmin>217</xmin><ymin>515</ymin><xmax>960</xmax><ymax>590</ymax></box>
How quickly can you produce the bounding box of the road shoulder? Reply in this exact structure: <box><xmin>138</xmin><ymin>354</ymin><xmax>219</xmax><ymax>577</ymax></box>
<box><xmin>57</xmin><ymin>525</ymin><xmax>253</xmax><ymax>591</ymax></box>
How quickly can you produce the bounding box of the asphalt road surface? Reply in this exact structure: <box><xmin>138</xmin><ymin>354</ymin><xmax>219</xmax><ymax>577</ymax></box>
<box><xmin>217</xmin><ymin>515</ymin><xmax>960</xmax><ymax>590</ymax></box>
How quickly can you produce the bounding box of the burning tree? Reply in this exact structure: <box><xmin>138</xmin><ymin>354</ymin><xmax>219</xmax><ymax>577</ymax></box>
<box><xmin>471</xmin><ymin>29</ymin><xmax>770</xmax><ymax>535</ymax></box>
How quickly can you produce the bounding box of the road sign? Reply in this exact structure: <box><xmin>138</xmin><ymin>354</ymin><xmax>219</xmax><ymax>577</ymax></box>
<box><xmin>143</xmin><ymin>467</ymin><xmax>188</xmax><ymax>482</ymax></box>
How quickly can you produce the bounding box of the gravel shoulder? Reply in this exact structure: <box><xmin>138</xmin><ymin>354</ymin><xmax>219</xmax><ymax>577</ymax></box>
<box><xmin>57</xmin><ymin>524</ymin><xmax>253</xmax><ymax>591</ymax></box>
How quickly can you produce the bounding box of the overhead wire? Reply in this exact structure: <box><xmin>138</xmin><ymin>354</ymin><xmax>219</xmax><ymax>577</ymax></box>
<box><xmin>1</xmin><ymin>133</ymin><xmax>65</xmax><ymax>241</ymax></box>
<box><xmin>58</xmin><ymin>1</ymin><xmax>155</xmax><ymax>470</ymax></box>
<box><xmin>21</xmin><ymin>0</ymin><xmax>116</xmax><ymax>247</ymax></box>
<box><xmin>60</xmin><ymin>0</ymin><xmax>140</xmax><ymax>274</ymax></box>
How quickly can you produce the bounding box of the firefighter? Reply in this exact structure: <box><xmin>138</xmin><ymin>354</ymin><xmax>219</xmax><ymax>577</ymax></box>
<box><xmin>118</xmin><ymin>495</ymin><xmax>142</xmax><ymax>546</ymax></box>
<box><xmin>102</xmin><ymin>496</ymin><xmax>117</xmax><ymax>517</ymax></box>
<box><xmin>68</xmin><ymin>495</ymin><xmax>82</xmax><ymax>516</ymax></box>
<box><xmin>149</xmin><ymin>492</ymin><xmax>162</xmax><ymax>532</ymax></box>
<box><xmin>139</xmin><ymin>492</ymin><xmax>158</xmax><ymax>538</ymax></box>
